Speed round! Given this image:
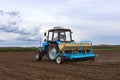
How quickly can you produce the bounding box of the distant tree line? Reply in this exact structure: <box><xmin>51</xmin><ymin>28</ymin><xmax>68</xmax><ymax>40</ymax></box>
<box><xmin>0</xmin><ymin>45</ymin><xmax>120</xmax><ymax>52</ymax></box>
<box><xmin>0</xmin><ymin>47</ymin><xmax>39</xmax><ymax>52</ymax></box>
<box><xmin>93</xmin><ymin>45</ymin><xmax>120</xmax><ymax>50</ymax></box>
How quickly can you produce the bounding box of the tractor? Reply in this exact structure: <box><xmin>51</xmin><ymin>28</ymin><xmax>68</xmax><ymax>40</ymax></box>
<box><xmin>34</xmin><ymin>26</ymin><xmax>97</xmax><ymax>64</ymax></box>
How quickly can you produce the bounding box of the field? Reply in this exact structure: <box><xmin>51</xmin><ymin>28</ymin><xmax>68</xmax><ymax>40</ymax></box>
<box><xmin>0</xmin><ymin>50</ymin><xmax>120</xmax><ymax>80</ymax></box>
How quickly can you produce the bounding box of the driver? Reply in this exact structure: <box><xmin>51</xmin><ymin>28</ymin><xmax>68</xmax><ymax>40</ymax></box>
<box><xmin>60</xmin><ymin>35</ymin><xmax>66</xmax><ymax>41</ymax></box>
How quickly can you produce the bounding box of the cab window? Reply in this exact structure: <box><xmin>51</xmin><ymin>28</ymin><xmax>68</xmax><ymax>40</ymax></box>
<box><xmin>65</xmin><ymin>31</ymin><xmax>71</xmax><ymax>41</ymax></box>
<box><xmin>53</xmin><ymin>32</ymin><xmax>58</xmax><ymax>40</ymax></box>
<box><xmin>48</xmin><ymin>32</ymin><xmax>53</xmax><ymax>40</ymax></box>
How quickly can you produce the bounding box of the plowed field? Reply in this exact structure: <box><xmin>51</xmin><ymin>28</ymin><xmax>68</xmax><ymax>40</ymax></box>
<box><xmin>0</xmin><ymin>50</ymin><xmax>120</xmax><ymax>80</ymax></box>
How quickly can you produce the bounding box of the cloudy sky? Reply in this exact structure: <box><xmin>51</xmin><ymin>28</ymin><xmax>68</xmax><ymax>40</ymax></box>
<box><xmin>0</xmin><ymin>0</ymin><xmax>120</xmax><ymax>47</ymax></box>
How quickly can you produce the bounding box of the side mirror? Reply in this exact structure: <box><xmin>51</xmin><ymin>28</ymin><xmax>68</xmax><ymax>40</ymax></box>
<box><xmin>44</xmin><ymin>32</ymin><xmax>46</xmax><ymax>36</ymax></box>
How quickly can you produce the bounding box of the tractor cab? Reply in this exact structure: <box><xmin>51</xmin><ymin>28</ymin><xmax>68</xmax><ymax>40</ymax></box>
<box><xmin>45</xmin><ymin>26</ymin><xmax>73</xmax><ymax>43</ymax></box>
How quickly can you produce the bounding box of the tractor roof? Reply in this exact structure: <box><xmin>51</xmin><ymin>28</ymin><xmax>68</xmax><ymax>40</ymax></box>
<box><xmin>48</xmin><ymin>26</ymin><xmax>71</xmax><ymax>32</ymax></box>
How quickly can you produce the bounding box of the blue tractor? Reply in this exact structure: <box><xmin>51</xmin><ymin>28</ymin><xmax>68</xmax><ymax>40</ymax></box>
<box><xmin>34</xmin><ymin>26</ymin><xmax>97</xmax><ymax>64</ymax></box>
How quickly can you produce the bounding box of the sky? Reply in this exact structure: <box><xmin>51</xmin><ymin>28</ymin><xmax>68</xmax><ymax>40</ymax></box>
<box><xmin>0</xmin><ymin>0</ymin><xmax>120</xmax><ymax>47</ymax></box>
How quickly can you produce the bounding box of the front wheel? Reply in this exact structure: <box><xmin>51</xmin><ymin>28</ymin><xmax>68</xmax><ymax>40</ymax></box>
<box><xmin>34</xmin><ymin>50</ymin><xmax>43</xmax><ymax>61</ymax></box>
<box><xmin>56</xmin><ymin>56</ymin><xmax>63</xmax><ymax>64</ymax></box>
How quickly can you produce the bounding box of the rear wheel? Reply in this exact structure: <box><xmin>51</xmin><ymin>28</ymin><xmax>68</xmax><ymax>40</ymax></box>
<box><xmin>34</xmin><ymin>50</ymin><xmax>43</xmax><ymax>61</ymax></box>
<box><xmin>48</xmin><ymin>44</ymin><xmax>58</xmax><ymax>60</ymax></box>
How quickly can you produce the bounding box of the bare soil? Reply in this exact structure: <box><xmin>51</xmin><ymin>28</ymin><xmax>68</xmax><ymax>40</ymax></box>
<box><xmin>0</xmin><ymin>50</ymin><xmax>120</xmax><ymax>80</ymax></box>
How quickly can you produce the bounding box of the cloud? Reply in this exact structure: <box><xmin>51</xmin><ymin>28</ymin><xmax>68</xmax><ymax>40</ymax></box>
<box><xmin>6</xmin><ymin>11</ymin><xmax>19</xmax><ymax>17</ymax></box>
<box><xmin>0</xmin><ymin>10</ymin><xmax>43</xmax><ymax>47</ymax></box>
<box><xmin>0</xmin><ymin>0</ymin><xmax>120</xmax><ymax>46</ymax></box>
<box><xmin>0</xmin><ymin>36</ymin><xmax>5</xmax><ymax>42</ymax></box>
<box><xmin>0</xmin><ymin>10</ymin><xmax>4</xmax><ymax>16</ymax></box>
<box><xmin>0</xmin><ymin>10</ymin><xmax>28</xmax><ymax>35</ymax></box>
